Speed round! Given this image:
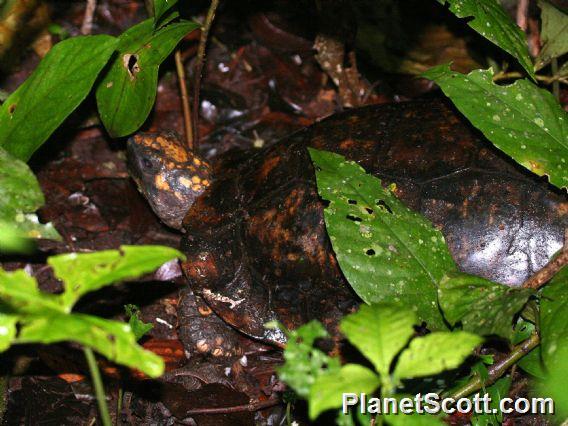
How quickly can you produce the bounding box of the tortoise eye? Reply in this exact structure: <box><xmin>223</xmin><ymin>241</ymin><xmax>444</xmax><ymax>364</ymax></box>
<box><xmin>142</xmin><ymin>158</ymin><xmax>154</xmax><ymax>170</ymax></box>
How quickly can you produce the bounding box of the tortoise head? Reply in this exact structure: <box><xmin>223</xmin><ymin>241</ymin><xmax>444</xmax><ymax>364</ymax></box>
<box><xmin>127</xmin><ymin>132</ymin><xmax>211</xmax><ymax>230</ymax></box>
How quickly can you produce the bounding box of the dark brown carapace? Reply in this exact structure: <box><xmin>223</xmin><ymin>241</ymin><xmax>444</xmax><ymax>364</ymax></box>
<box><xmin>127</xmin><ymin>132</ymin><xmax>211</xmax><ymax>230</ymax></box>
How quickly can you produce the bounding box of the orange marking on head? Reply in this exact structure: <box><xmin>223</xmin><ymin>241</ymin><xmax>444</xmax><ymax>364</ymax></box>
<box><xmin>178</xmin><ymin>176</ymin><xmax>192</xmax><ymax>188</ymax></box>
<box><xmin>193</xmin><ymin>184</ymin><xmax>203</xmax><ymax>192</ymax></box>
<box><xmin>154</xmin><ymin>173</ymin><xmax>171</xmax><ymax>191</ymax></box>
<box><xmin>191</xmin><ymin>176</ymin><xmax>202</xmax><ymax>184</ymax></box>
<box><xmin>193</xmin><ymin>157</ymin><xmax>202</xmax><ymax>166</ymax></box>
<box><xmin>202</xmin><ymin>179</ymin><xmax>210</xmax><ymax>187</ymax></box>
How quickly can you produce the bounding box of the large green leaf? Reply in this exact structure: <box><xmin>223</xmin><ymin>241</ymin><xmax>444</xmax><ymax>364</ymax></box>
<box><xmin>393</xmin><ymin>332</ymin><xmax>482</xmax><ymax>381</ymax></box>
<box><xmin>438</xmin><ymin>272</ymin><xmax>534</xmax><ymax>339</ymax></box>
<box><xmin>17</xmin><ymin>312</ymin><xmax>164</xmax><ymax>377</ymax></box>
<box><xmin>48</xmin><ymin>245</ymin><xmax>184</xmax><ymax>311</ymax></box>
<box><xmin>275</xmin><ymin>320</ymin><xmax>340</xmax><ymax>399</ymax></box>
<box><xmin>540</xmin><ymin>266</ymin><xmax>568</xmax><ymax>369</ymax></box>
<box><xmin>96</xmin><ymin>19</ymin><xmax>198</xmax><ymax>137</ymax></box>
<box><xmin>537</xmin><ymin>344</ymin><xmax>568</xmax><ymax>419</ymax></box>
<box><xmin>423</xmin><ymin>65</ymin><xmax>568</xmax><ymax>189</ymax></box>
<box><xmin>0</xmin><ymin>148</ymin><xmax>60</xmax><ymax>244</ymax></box>
<box><xmin>0</xmin><ymin>35</ymin><xmax>117</xmax><ymax>161</ymax></box>
<box><xmin>309</xmin><ymin>148</ymin><xmax>456</xmax><ymax>329</ymax></box>
<box><xmin>309</xmin><ymin>364</ymin><xmax>380</xmax><ymax>420</ymax></box>
<box><xmin>340</xmin><ymin>304</ymin><xmax>416</xmax><ymax>377</ymax></box>
<box><xmin>436</xmin><ymin>0</ymin><xmax>535</xmax><ymax>80</ymax></box>
<box><xmin>536</xmin><ymin>1</ymin><xmax>568</xmax><ymax>70</ymax></box>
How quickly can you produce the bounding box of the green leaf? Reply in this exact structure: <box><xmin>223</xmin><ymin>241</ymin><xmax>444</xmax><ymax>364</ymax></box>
<box><xmin>513</xmin><ymin>320</ymin><xmax>547</xmax><ymax>378</ymax></box>
<box><xmin>0</xmin><ymin>268</ymin><xmax>63</xmax><ymax>314</ymax></box>
<box><xmin>48</xmin><ymin>245</ymin><xmax>184</xmax><ymax>311</ymax></box>
<box><xmin>309</xmin><ymin>364</ymin><xmax>380</xmax><ymax>420</ymax></box>
<box><xmin>96</xmin><ymin>19</ymin><xmax>198</xmax><ymax>137</ymax></box>
<box><xmin>0</xmin><ymin>312</ymin><xmax>18</xmax><ymax>351</ymax></box>
<box><xmin>537</xmin><ymin>344</ymin><xmax>568</xmax><ymax>419</ymax></box>
<box><xmin>125</xmin><ymin>304</ymin><xmax>153</xmax><ymax>340</ymax></box>
<box><xmin>153</xmin><ymin>0</ymin><xmax>179</xmax><ymax>27</ymax></box>
<box><xmin>438</xmin><ymin>272</ymin><xmax>533</xmax><ymax>339</ymax></box>
<box><xmin>423</xmin><ymin>65</ymin><xmax>568</xmax><ymax>190</ymax></box>
<box><xmin>0</xmin><ymin>222</ymin><xmax>34</xmax><ymax>254</ymax></box>
<box><xmin>536</xmin><ymin>1</ymin><xmax>568</xmax><ymax>70</ymax></box>
<box><xmin>17</xmin><ymin>312</ymin><xmax>164</xmax><ymax>377</ymax></box>
<box><xmin>0</xmin><ymin>35</ymin><xmax>118</xmax><ymax>161</ymax></box>
<box><xmin>385</xmin><ymin>411</ymin><xmax>444</xmax><ymax>425</ymax></box>
<box><xmin>540</xmin><ymin>266</ymin><xmax>568</xmax><ymax>369</ymax></box>
<box><xmin>276</xmin><ymin>320</ymin><xmax>340</xmax><ymax>399</ymax></box>
<box><xmin>309</xmin><ymin>148</ymin><xmax>456</xmax><ymax>330</ymax></box>
<box><xmin>340</xmin><ymin>304</ymin><xmax>416</xmax><ymax>376</ymax></box>
<box><xmin>393</xmin><ymin>332</ymin><xmax>482</xmax><ymax>380</ymax></box>
<box><xmin>436</xmin><ymin>0</ymin><xmax>535</xmax><ymax>80</ymax></box>
<box><xmin>471</xmin><ymin>376</ymin><xmax>512</xmax><ymax>426</ymax></box>
<box><xmin>0</xmin><ymin>148</ymin><xmax>60</xmax><ymax>242</ymax></box>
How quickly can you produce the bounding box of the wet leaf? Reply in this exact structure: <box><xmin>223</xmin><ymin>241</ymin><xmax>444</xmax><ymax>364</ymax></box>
<box><xmin>0</xmin><ymin>35</ymin><xmax>118</xmax><ymax>161</ymax></box>
<box><xmin>309</xmin><ymin>364</ymin><xmax>380</xmax><ymax>420</ymax></box>
<box><xmin>437</xmin><ymin>0</ymin><xmax>535</xmax><ymax>80</ymax></box>
<box><xmin>48</xmin><ymin>245</ymin><xmax>185</xmax><ymax>311</ymax></box>
<box><xmin>540</xmin><ymin>266</ymin><xmax>568</xmax><ymax>369</ymax></box>
<box><xmin>17</xmin><ymin>313</ymin><xmax>164</xmax><ymax>377</ymax></box>
<box><xmin>438</xmin><ymin>272</ymin><xmax>534</xmax><ymax>339</ymax></box>
<box><xmin>309</xmin><ymin>148</ymin><xmax>456</xmax><ymax>330</ymax></box>
<box><xmin>340</xmin><ymin>304</ymin><xmax>416</xmax><ymax>376</ymax></box>
<box><xmin>536</xmin><ymin>1</ymin><xmax>568</xmax><ymax>70</ymax></box>
<box><xmin>96</xmin><ymin>19</ymin><xmax>199</xmax><ymax>137</ymax></box>
<box><xmin>0</xmin><ymin>148</ymin><xmax>60</xmax><ymax>243</ymax></box>
<box><xmin>393</xmin><ymin>332</ymin><xmax>482</xmax><ymax>380</ymax></box>
<box><xmin>423</xmin><ymin>65</ymin><xmax>568</xmax><ymax>189</ymax></box>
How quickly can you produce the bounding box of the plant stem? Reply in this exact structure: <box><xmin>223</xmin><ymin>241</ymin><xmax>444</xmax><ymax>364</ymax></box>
<box><xmin>175</xmin><ymin>50</ymin><xmax>193</xmax><ymax>151</ymax></box>
<box><xmin>84</xmin><ymin>347</ymin><xmax>112</xmax><ymax>426</ymax></box>
<box><xmin>448</xmin><ymin>333</ymin><xmax>540</xmax><ymax>400</ymax></box>
<box><xmin>192</xmin><ymin>0</ymin><xmax>220</xmax><ymax>153</ymax></box>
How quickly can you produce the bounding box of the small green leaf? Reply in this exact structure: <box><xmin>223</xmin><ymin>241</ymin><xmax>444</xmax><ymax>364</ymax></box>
<box><xmin>0</xmin><ymin>148</ymin><xmax>60</xmax><ymax>242</ymax></box>
<box><xmin>125</xmin><ymin>304</ymin><xmax>153</xmax><ymax>340</ymax></box>
<box><xmin>540</xmin><ymin>266</ymin><xmax>568</xmax><ymax>369</ymax></box>
<box><xmin>277</xmin><ymin>320</ymin><xmax>340</xmax><ymax>399</ymax></box>
<box><xmin>309</xmin><ymin>148</ymin><xmax>456</xmax><ymax>330</ymax></box>
<box><xmin>48</xmin><ymin>245</ymin><xmax>184</xmax><ymax>311</ymax></box>
<box><xmin>0</xmin><ymin>312</ymin><xmax>18</xmax><ymax>351</ymax></box>
<box><xmin>340</xmin><ymin>304</ymin><xmax>416</xmax><ymax>376</ymax></box>
<box><xmin>0</xmin><ymin>268</ymin><xmax>63</xmax><ymax>314</ymax></box>
<box><xmin>0</xmin><ymin>35</ymin><xmax>118</xmax><ymax>161</ymax></box>
<box><xmin>96</xmin><ymin>19</ymin><xmax>198</xmax><ymax>137</ymax></box>
<box><xmin>423</xmin><ymin>65</ymin><xmax>568</xmax><ymax>189</ymax></box>
<box><xmin>536</xmin><ymin>1</ymin><xmax>568</xmax><ymax>70</ymax></box>
<box><xmin>471</xmin><ymin>376</ymin><xmax>512</xmax><ymax>426</ymax></box>
<box><xmin>436</xmin><ymin>0</ymin><xmax>535</xmax><ymax>80</ymax></box>
<box><xmin>309</xmin><ymin>364</ymin><xmax>380</xmax><ymax>420</ymax></box>
<box><xmin>438</xmin><ymin>272</ymin><xmax>534</xmax><ymax>339</ymax></box>
<box><xmin>153</xmin><ymin>0</ymin><xmax>179</xmax><ymax>27</ymax></box>
<box><xmin>394</xmin><ymin>332</ymin><xmax>482</xmax><ymax>380</ymax></box>
<box><xmin>17</xmin><ymin>313</ymin><xmax>164</xmax><ymax>377</ymax></box>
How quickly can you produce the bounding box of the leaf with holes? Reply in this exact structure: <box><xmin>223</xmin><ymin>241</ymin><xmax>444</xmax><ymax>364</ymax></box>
<box><xmin>423</xmin><ymin>65</ymin><xmax>568</xmax><ymax>189</ymax></box>
<box><xmin>0</xmin><ymin>35</ymin><xmax>117</xmax><ymax>161</ymax></box>
<box><xmin>436</xmin><ymin>0</ymin><xmax>535</xmax><ymax>80</ymax></box>
<box><xmin>309</xmin><ymin>148</ymin><xmax>457</xmax><ymax>330</ymax></box>
<box><xmin>96</xmin><ymin>19</ymin><xmax>199</xmax><ymax>137</ymax></box>
<box><xmin>0</xmin><ymin>148</ymin><xmax>60</xmax><ymax>246</ymax></box>
<box><xmin>438</xmin><ymin>272</ymin><xmax>534</xmax><ymax>339</ymax></box>
<box><xmin>535</xmin><ymin>1</ymin><xmax>568</xmax><ymax>70</ymax></box>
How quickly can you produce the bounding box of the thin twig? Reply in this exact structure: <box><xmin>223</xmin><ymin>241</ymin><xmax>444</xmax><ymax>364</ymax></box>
<box><xmin>522</xmin><ymin>230</ymin><xmax>568</xmax><ymax>290</ymax></box>
<box><xmin>448</xmin><ymin>333</ymin><xmax>540</xmax><ymax>400</ymax></box>
<box><xmin>182</xmin><ymin>398</ymin><xmax>281</xmax><ymax>415</ymax></box>
<box><xmin>516</xmin><ymin>0</ymin><xmax>529</xmax><ymax>31</ymax></box>
<box><xmin>192</xmin><ymin>0</ymin><xmax>220</xmax><ymax>153</ymax></box>
<box><xmin>492</xmin><ymin>71</ymin><xmax>568</xmax><ymax>86</ymax></box>
<box><xmin>81</xmin><ymin>0</ymin><xmax>97</xmax><ymax>35</ymax></box>
<box><xmin>175</xmin><ymin>50</ymin><xmax>193</xmax><ymax>151</ymax></box>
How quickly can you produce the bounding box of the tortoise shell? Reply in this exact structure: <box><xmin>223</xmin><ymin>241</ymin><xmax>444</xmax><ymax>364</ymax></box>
<box><xmin>180</xmin><ymin>99</ymin><xmax>567</xmax><ymax>345</ymax></box>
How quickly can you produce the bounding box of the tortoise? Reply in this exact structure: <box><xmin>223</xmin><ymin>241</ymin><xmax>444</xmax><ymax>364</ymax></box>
<box><xmin>127</xmin><ymin>99</ymin><xmax>567</xmax><ymax>347</ymax></box>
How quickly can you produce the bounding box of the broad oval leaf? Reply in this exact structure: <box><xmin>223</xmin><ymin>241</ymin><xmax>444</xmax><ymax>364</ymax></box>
<box><xmin>540</xmin><ymin>266</ymin><xmax>568</xmax><ymax>369</ymax></box>
<box><xmin>0</xmin><ymin>35</ymin><xmax>118</xmax><ymax>161</ymax></box>
<box><xmin>309</xmin><ymin>364</ymin><xmax>380</xmax><ymax>420</ymax></box>
<box><xmin>48</xmin><ymin>245</ymin><xmax>185</xmax><ymax>311</ymax></box>
<box><xmin>436</xmin><ymin>0</ymin><xmax>535</xmax><ymax>80</ymax></box>
<box><xmin>393</xmin><ymin>331</ymin><xmax>482</xmax><ymax>381</ymax></box>
<box><xmin>309</xmin><ymin>148</ymin><xmax>457</xmax><ymax>330</ymax></box>
<box><xmin>96</xmin><ymin>19</ymin><xmax>199</xmax><ymax>137</ymax></box>
<box><xmin>17</xmin><ymin>313</ymin><xmax>164</xmax><ymax>377</ymax></box>
<box><xmin>423</xmin><ymin>65</ymin><xmax>568</xmax><ymax>190</ymax></box>
<box><xmin>438</xmin><ymin>272</ymin><xmax>534</xmax><ymax>339</ymax></box>
<box><xmin>536</xmin><ymin>1</ymin><xmax>568</xmax><ymax>70</ymax></box>
<box><xmin>0</xmin><ymin>147</ymin><xmax>60</xmax><ymax>243</ymax></box>
<box><xmin>340</xmin><ymin>304</ymin><xmax>416</xmax><ymax>377</ymax></box>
